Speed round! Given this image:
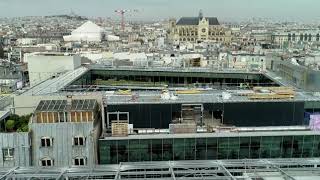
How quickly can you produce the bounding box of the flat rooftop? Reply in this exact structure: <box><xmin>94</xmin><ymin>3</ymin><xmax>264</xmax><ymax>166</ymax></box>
<box><xmin>90</xmin><ymin>65</ymin><xmax>263</xmax><ymax>74</ymax></box>
<box><xmin>102</xmin><ymin>129</ymin><xmax>320</xmax><ymax>140</ymax></box>
<box><xmin>18</xmin><ymin>65</ymin><xmax>318</xmax><ymax>106</ymax></box>
<box><xmin>104</xmin><ymin>89</ymin><xmax>320</xmax><ymax>105</ymax></box>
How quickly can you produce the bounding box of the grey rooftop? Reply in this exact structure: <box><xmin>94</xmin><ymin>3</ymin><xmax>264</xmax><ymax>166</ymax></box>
<box><xmin>102</xmin><ymin>129</ymin><xmax>320</xmax><ymax>140</ymax></box>
<box><xmin>176</xmin><ymin>17</ymin><xmax>220</xmax><ymax>26</ymax></box>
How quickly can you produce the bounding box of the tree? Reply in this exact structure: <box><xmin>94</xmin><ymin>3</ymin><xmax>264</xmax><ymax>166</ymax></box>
<box><xmin>17</xmin><ymin>124</ymin><xmax>28</xmax><ymax>132</ymax></box>
<box><xmin>5</xmin><ymin>120</ymin><xmax>15</xmax><ymax>131</ymax></box>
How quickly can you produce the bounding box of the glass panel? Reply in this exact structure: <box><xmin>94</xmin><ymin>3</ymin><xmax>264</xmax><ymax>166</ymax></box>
<box><xmin>218</xmin><ymin>137</ymin><xmax>229</xmax><ymax>159</ymax></box>
<box><xmin>75</xmin><ymin>159</ymin><xmax>79</xmax><ymax>166</ymax></box>
<box><xmin>151</xmin><ymin>139</ymin><xmax>162</xmax><ymax>161</ymax></box>
<box><xmin>173</xmin><ymin>138</ymin><xmax>185</xmax><ymax>160</ymax></box>
<box><xmin>270</xmin><ymin>136</ymin><xmax>282</xmax><ymax>158</ymax></box>
<box><xmin>229</xmin><ymin>137</ymin><xmax>240</xmax><ymax>159</ymax></box>
<box><xmin>313</xmin><ymin>135</ymin><xmax>320</xmax><ymax>157</ymax></box>
<box><xmin>163</xmin><ymin>139</ymin><xmax>173</xmax><ymax>161</ymax></box>
<box><xmin>185</xmin><ymin>138</ymin><xmax>195</xmax><ymax>160</ymax></box>
<box><xmin>239</xmin><ymin>137</ymin><xmax>250</xmax><ymax>159</ymax></box>
<box><xmin>250</xmin><ymin>136</ymin><xmax>261</xmax><ymax>159</ymax></box>
<box><xmin>302</xmin><ymin>135</ymin><xmax>314</xmax><ymax>158</ymax></box>
<box><xmin>119</xmin><ymin>113</ymin><xmax>128</xmax><ymax>121</ymax></box>
<box><xmin>281</xmin><ymin>136</ymin><xmax>293</xmax><ymax>158</ymax></box>
<box><xmin>196</xmin><ymin>138</ymin><xmax>207</xmax><ymax>160</ymax></box>
<box><xmin>109</xmin><ymin>114</ymin><xmax>117</xmax><ymax>122</ymax></box>
<box><xmin>74</xmin><ymin>138</ymin><xmax>79</xmax><ymax>146</ymax></box>
<box><xmin>207</xmin><ymin>138</ymin><xmax>218</xmax><ymax>160</ymax></box>
<box><xmin>118</xmin><ymin>140</ymin><xmax>128</xmax><ymax>162</ymax></box>
<box><xmin>139</xmin><ymin>139</ymin><xmax>151</xmax><ymax>161</ymax></box>
<box><xmin>128</xmin><ymin>140</ymin><xmax>140</xmax><ymax>162</ymax></box>
<box><xmin>80</xmin><ymin>158</ymin><xmax>84</xmax><ymax>165</ymax></box>
<box><xmin>260</xmin><ymin>136</ymin><xmax>272</xmax><ymax>158</ymax></box>
<box><xmin>292</xmin><ymin>136</ymin><xmax>303</xmax><ymax>158</ymax></box>
<box><xmin>99</xmin><ymin>140</ymin><xmax>114</xmax><ymax>164</ymax></box>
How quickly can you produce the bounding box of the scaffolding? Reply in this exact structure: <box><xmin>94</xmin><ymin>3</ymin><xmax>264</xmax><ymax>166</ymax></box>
<box><xmin>1</xmin><ymin>158</ymin><xmax>320</xmax><ymax>180</ymax></box>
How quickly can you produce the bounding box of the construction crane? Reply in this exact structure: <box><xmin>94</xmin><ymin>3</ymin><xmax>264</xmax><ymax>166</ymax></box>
<box><xmin>114</xmin><ymin>9</ymin><xmax>138</xmax><ymax>31</ymax></box>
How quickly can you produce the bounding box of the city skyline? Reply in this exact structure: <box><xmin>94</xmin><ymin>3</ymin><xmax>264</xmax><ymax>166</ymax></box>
<box><xmin>0</xmin><ymin>0</ymin><xmax>320</xmax><ymax>22</ymax></box>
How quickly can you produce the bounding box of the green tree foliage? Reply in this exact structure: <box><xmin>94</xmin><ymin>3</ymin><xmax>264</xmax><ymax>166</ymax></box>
<box><xmin>3</xmin><ymin>114</ymin><xmax>32</xmax><ymax>132</ymax></box>
<box><xmin>5</xmin><ymin>120</ymin><xmax>15</xmax><ymax>131</ymax></box>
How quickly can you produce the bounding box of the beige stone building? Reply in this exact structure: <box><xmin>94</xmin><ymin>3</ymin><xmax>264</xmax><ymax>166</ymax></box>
<box><xmin>168</xmin><ymin>11</ymin><xmax>232</xmax><ymax>44</ymax></box>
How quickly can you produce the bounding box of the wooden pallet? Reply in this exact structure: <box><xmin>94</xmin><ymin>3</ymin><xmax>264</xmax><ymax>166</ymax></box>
<box><xmin>112</xmin><ymin>122</ymin><xmax>128</xmax><ymax>137</ymax></box>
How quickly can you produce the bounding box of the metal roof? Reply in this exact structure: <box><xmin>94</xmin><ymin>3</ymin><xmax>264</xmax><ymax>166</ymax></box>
<box><xmin>21</xmin><ymin>66</ymin><xmax>88</xmax><ymax>96</ymax></box>
<box><xmin>1</xmin><ymin>158</ymin><xmax>320</xmax><ymax>179</ymax></box>
<box><xmin>35</xmin><ymin>99</ymin><xmax>97</xmax><ymax>112</ymax></box>
<box><xmin>176</xmin><ymin>17</ymin><xmax>220</xmax><ymax>25</ymax></box>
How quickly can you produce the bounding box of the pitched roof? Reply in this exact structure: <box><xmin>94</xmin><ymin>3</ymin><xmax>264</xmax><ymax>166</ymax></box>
<box><xmin>176</xmin><ymin>17</ymin><xmax>220</xmax><ymax>26</ymax></box>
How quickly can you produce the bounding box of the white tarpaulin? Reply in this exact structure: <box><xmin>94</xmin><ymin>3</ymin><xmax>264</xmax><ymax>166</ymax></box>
<box><xmin>63</xmin><ymin>21</ymin><xmax>104</xmax><ymax>42</ymax></box>
<box><xmin>309</xmin><ymin>114</ymin><xmax>320</xmax><ymax>131</ymax></box>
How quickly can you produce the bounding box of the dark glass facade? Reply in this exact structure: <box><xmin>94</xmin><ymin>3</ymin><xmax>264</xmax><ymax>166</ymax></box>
<box><xmin>99</xmin><ymin>134</ymin><xmax>320</xmax><ymax>164</ymax></box>
<box><xmin>106</xmin><ymin>102</ymin><xmax>305</xmax><ymax>129</ymax></box>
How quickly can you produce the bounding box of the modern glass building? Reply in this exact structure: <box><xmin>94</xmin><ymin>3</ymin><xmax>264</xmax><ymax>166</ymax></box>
<box><xmin>99</xmin><ymin>131</ymin><xmax>320</xmax><ymax>164</ymax></box>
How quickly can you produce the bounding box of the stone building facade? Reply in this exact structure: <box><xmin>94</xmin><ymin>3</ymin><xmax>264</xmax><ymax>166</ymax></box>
<box><xmin>168</xmin><ymin>11</ymin><xmax>232</xmax><ymax>44</ymax></box>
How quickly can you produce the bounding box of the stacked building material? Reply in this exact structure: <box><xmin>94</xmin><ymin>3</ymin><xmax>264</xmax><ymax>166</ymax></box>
<box><xmin>248</xmin><ymin>87</ymin><xmax>295</xmax><ymax>100</ymax></box>
<box><xmin>111</xmin><ymin>121</ymin><xmax>128</xmax><ymax>136</ymax></box>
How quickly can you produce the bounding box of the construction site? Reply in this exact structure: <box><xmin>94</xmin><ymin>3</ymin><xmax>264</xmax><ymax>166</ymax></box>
<box><xmin>4</xmin><ymin>62</ymin><xmax>320</xmax><ymax>173</ymax></box>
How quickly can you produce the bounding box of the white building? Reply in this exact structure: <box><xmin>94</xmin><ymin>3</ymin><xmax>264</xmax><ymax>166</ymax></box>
<box><xmin>63</xmin><ymin>21</ymin><xmax>105</xmax><ymax>42</ymax></box>
<box><xmin>226</xmin><ymin>52</ymin><xmax>266</xmax><ymax>71</ymax></box>
<box><xmin>272</xmin><ymin>30</ymin><xmax>320</xmax><ymax>47</ymax></box>
<box><xmin>27</xmin><ymin>53</ymin><xmax>81</xmax><ymax>87</ymax></box>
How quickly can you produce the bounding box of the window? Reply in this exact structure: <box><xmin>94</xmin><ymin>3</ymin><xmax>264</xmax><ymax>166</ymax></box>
<box><xmin>40</xmin><ymin>157</ymin><xmax>54</xmax><ymax>167</ymax></box>
<box><xmin>288</xmin><ymin>34</ymin><xmax>291</xmax><ymax>41</ymax></box>
<box><xmin>299</xmin><ymin>34</ymin><xmax>303</xmax><ymax>41</ymax></box>
<box><xmin>73</xmin><ymin>157</ymin><xmax>86</xmax><ymax>166</ymax></box>
<box><xmin>309</xmin><ymin>34</ymin><xmax>312</xmax><ymax>41</ymax></box>
<box><xmin>202</xmin><ymin>28</ymin><xmax>206</xmax><ymax>33</ymax></box>
<box><xmin>2</xmin><ymin>148</ymin><xmax>14</xmax><ymax>161</ymax></box>
<box><xmin>41</xmin><ymin>137</ymin><xmax>53</xmax><ymax>147</ymax></box>
<box><xmin>73</xmin><ymin>136</ymin><xmax>85</xmax><ymax>146</ymax></box>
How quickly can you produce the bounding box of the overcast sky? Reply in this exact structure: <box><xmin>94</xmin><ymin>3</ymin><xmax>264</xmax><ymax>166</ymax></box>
<box><xmin>0</xmin><ymin>0</ymin><xmax>319</xmax><ymax>22</ymax></box>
